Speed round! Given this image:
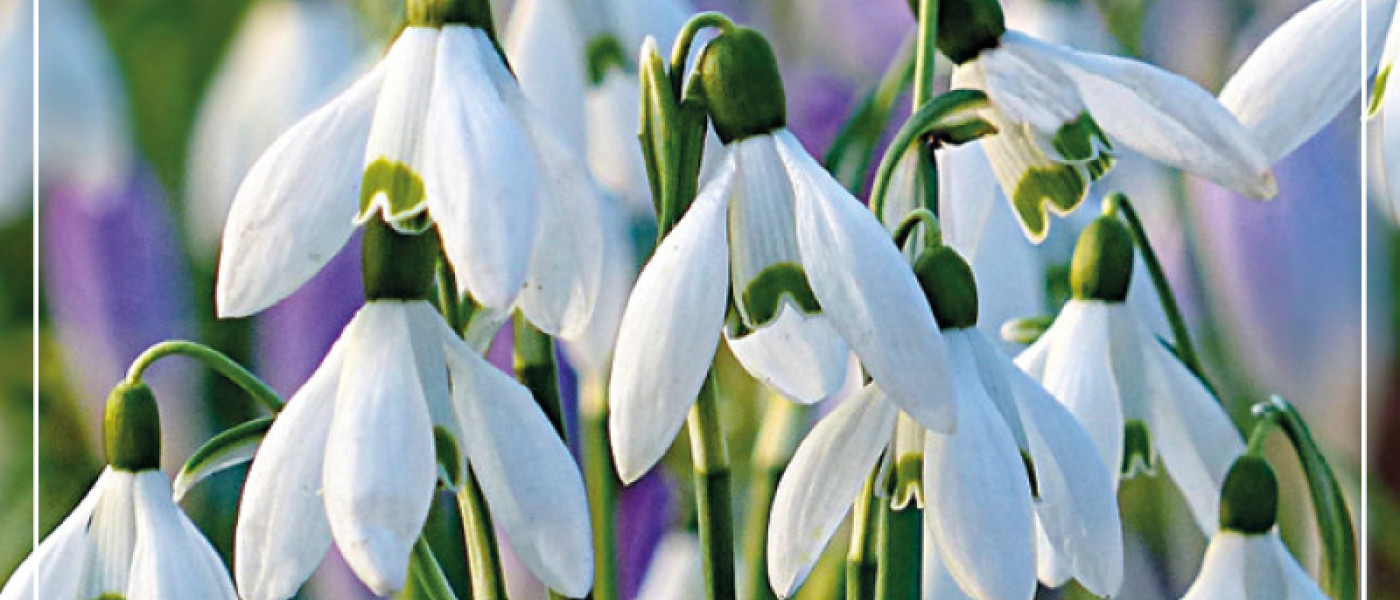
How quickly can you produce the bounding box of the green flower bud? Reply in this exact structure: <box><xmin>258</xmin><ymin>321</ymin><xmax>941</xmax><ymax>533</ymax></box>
<box><xmin>696</xmin><ymin>27</ymin><xmax>787</xmax><ymax>143</ymax></box>
<box><xmin>932</xmin><ymin>0</ymin><xmax>1006</xmax><ymax>65</ymax></box>
<box><xmin>105</xmin><ymin>381</ymin><xmax>161</xmax><ymax>472</ymax></box>
<box><xmin>363</xmin><ymin>218</ymin><xmax>441</xmax><ymax>302</ymax></box>
<box><xmin>1219</xmin><ymin>455</ymin><xmax>1278</xmax><ymax>535</ymax></box>
<box><xmin>406</xmin><ymin>0</ymin><xmax>494</xmax><ymax>29</ymax></box>
<box><xmin>1069</xmin><ymin>216</ymin><xmax>1134</xmax><ymax>302</ymax></box>
<box><xmin>912</xmin><ymin>245</ymin><xmax>979</xmax><ymax>330</ymax></box>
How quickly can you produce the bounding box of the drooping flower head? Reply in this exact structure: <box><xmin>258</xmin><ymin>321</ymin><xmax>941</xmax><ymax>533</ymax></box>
<box><xmin>609</xmin><ymin>29</ymin><xmax>955</xmax><ymax>484</ymax></box>
<box><xmin>1016</xmin><ymin>213</ymin><xmax>1243</xmax><ymax>535</ymax></box>
<box><xmin>767</xmin><ymin>243</ymin><xmax>1121</xmax><ymax>600</ymax></box>
<box><xmin>936</xmin><ymin>0</ymin><xmax>1276</xmax><ymax>242</ymax></box>
<box><xmin>0</xmin><ymin>382</ymin><xmax>237</xmax><ymax>600</ymax></box>
<box><xmin>217</xmin><ymin>0</ymin><xmax>605</xmax><ymax>341</ymax></box>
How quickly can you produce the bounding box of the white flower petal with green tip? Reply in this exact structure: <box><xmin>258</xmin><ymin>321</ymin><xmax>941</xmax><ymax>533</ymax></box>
<box><xmin>126</xmin><ymin>472</ymin><xmax>237</xmax><ymax>600</ymax></box>
<box><xmin>216</xmin><ymin>59</ymin><xmax>385</xmax><ymax>318</ymax></box>
<box><xmin>0</xmin><ymin>469</ymin><xmax>108</xmax><ymax>600</ymax></box>
<box><xmin>441</xmin><ymin>330</ymin><xmax>594</xmax><ymax>597</ymax></box>
<box><xmin>972</xmin><ymin>36</ymin><xmax>1083</xmax><ymax>135</ymax></box>
<box><xmin>779</xmin><ymin>129</ymin><xmax>955</xmax><ymax>432</ymax></box>
<box><xmin>423</xmin><ymin>26</ymin><xmax>540</xmax><ymax>311</ymax></box>
<box><xmin>504</xmin><ymin>0</ymin><xmax>587</xmax><ymax>150</ymax></box>
<box><xmin>768</xmin><ymin>385</ymin><xmax>898</xmax><ymax>597</ymax></box>
<box><xmin>514</xmin><ymin>100</ymin><xmax>607</xmax><ymax>341</ymax></box>
<box><xmin>360</xmin><ymin>26</ymin><xmax>437</xmax><ymax>224</ymax></box>
<box><xmin>324</xmin><ymin>302</ymin><xmax>437</xmax><ymax>596</ymax></box>
<box><xmin>1180</xmin><ymin>532</ymin><xmax>1288</xmax><ymax>600</ymax></box>
<box><xmin>83</xmin><ymin>470</ymin><xmax>136</xmax><ymax>597</ymax></box>
<box><xmin>1026</xmin><ymin>34</ymin><xmax>1277</xmax><ymax>198</ymax></box>
<box><xmin>1025</xmin><ymin>300</ymin><xmax>1124</xmax><ymax>492</ymax></box>
<box><xmin>1217</xmin><ymin>0</ymin><xmax>1365</xmax><ymax>163</ymax></box>
<box><xmin>236</xmin><ymin>328</ymin><xmax>346</xmax><ymax>600</ymax></box>
<box><xmin>923</xmin><ymin>385</ymin><xmax>1036</xmax><ymax>600</ymax></box>
<box><xmin>726</xmin><ymin>303</ymin><xmax>850</xmax><ymax>403</ymax></box>
<box><xmin>1005</xmin><ymin>351</ymin><xmax>1122</xmax><ymax>595</ymax></box>
<box><xmin>609</xmin><ymin>163</ymin><xmax>734</xmax><ymax>483</ymax></box>
<box><xmin>729</xmin><ymin>134</ymin><xmax>802</xmax><ymax>300</ymax></box>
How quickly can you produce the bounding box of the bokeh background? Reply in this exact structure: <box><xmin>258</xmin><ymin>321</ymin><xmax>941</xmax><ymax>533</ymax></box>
<box><xmin>18</xmin><ymin>0</ymin><xmax>1374</xmax><ymax>598</ymax></box>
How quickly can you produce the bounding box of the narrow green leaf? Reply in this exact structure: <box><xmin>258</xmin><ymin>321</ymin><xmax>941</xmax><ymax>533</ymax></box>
<box><xmin>173</xmin><ymin>417</ymin><xmax>272</xmax><ymax>501</ymax></box>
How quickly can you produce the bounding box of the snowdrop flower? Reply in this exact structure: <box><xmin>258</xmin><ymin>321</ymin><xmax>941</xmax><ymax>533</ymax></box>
<box><xmin>235</xmin><ymin>223</ymin><xmax>592</xmax><ymax>599</ymax></box>
<box><xmin>609</xmin><ymin>29</ymin><xmax>954</xmax><ymax>483</ymax></box>
<box><xmin>186</xmin><ymin>0</ymin><xmax>368</xmax><ymax>260</ymax></box>
<box><xmin>941</xmin><ymin>0</ymin><xmax>1276</xmax><ymax>242</ymax></box>
<box><xmin>1178</xmin><ymin>456</ymin><xmax>1328</xmax><ymax>600</ymax></box>
<box><xmin>1016</xmin><ymin>215</ymin><xmax>1243</xmax><ymax>535</ymax></box>
<box><xmin>217</xmin><ymin>3</ymin><xmax>604</xmax><ymax>342</ymax></box>
<box><xmin>1220</xmin><ymin>0</ymin><xmax>1386</xmax><ymax>165</ymax></box>
<box><xmin>767</xmin><ymin>245</ymin><xmax>1121</xmax><ymax>600</ymax></box>
<box><xmin>0</xmin><ymin>383</ymin><xmax>236</xmax><ymax>600</ymax></box>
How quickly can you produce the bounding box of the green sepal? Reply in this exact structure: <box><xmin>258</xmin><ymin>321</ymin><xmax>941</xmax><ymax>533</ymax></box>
<box><xmin>1069</xmin><ymin>215</ymin><xmax>1134</xmax><ymax>302</ymax></box>
<box><xmin>738</xmin><ymin>262</ymin><xmax>821</xmax><ymax>330</ymax></box>
<box><xmin>1121</xmin><ymin>419</ymin><xmax>1156</xmax><ymax>477</ymax></box>
<box><xmin>695</xmin><ymin>27</ymin><xmax>787</xmax><ymax>143</ymax></box>
<box><xmin>363</xmin><ymin>218</ymin><xmax>441</xmax><ymax>302</ymax></box>
<box><xmin>911</xmin><ymin>245</ymin><xmax>979</xmax><ymax>330</ymax></box>
<box><xmin>587</xmin><ymin>35</ymin><xmax>630</xmax><ymax>86</ymax></box>
<box><xmin>999</xmin><ymin>315</ymin><xmax>1052</xmax><ymax>345</ymax></box>
<box><xmin>1218</xmin><ymin>455</ymin><xmax>1278</xmax><ymax>535</ymax></box>
<box><xmin>930</xmin><ymin>0</ymin><xmax>1006</xmax><ymax>64</ymax></box>
<box><xmin>406</xmin><ymin>0</ymin><xmax>495</xmax><ymax>29</ymax></box>
<box><xmin>105</xmin><ymin>381</ymin><xmax>161</xmax><ymax>472</ymax></box>
<box><xmin>174</xmin><ymin>416</ymin><xmax>272</xmax><ymax>501</ymax></box>
<box><xmin>639</xmin><ymin>42</ymin><xmax>710</xmax><ymax>238</ymax></box>
<box><xmin>360</xmin><ymin>159</ymin><xmax>431</xmax><ymax>233</ymax></box>
<box><xmin>434</xmin><ymin>426</ymin><xmax>464</xmax><ymax>490</ymax></box>
<box><xmin>869</xmin><ymin>88</ymin><xmax>993</xmax><ymax>220</ymax></box>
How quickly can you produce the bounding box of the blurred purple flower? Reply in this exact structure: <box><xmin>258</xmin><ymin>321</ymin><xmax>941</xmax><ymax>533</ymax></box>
<box><xmin>618</xmin><ymin>471</ymin><xmax>676</xmax><ymax>600</ymax></box>
<box><xmin>253</xmin><ymin>236</ymin><xmax>363</xmax><ymax>397</ymax></box>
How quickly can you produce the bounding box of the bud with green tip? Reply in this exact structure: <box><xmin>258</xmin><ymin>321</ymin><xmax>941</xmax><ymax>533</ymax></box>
<box><xmin>406</xmin><ymin>0</ymin><xmax>495</xmax><ymax>29</ymax></box>
<box><xmin>695</xmin><ymin>27</ymin><xmax>787</xmax><ymax>143</ymax></box>
<box><xmin>912</xmin><ymin>245</ymin><xmax>979</xmax><ymax>330</ymax></box>
<box><xmin>105</xmin><ymin>381</ymin><xmax>162</xmax><ymax>472</ymax></box>
<box><xmin>1069</xmin><ymin>216</ymin><xmax>1134</xmax><ymax>302</ymax></box>
<box><xmin>1218</xmin><ymin>455</ymin><xmax>1278</xmax><ymax>535</ymax></box>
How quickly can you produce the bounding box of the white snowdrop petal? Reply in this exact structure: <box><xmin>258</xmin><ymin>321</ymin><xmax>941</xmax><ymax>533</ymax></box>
<box><xmin>1033</xmin><ymin>301</ymin><xmax>1124</xmax><ymax>491</ymax></box>
<box><xmin>587</xmin><ymin>70</ymin><xmax>652</xmax><ymax>213</ymax></box>
<box><xmin>726</xmin><ymin>303</ymin><xmax>850</xmax><ymax>403</ymax></box>
<box><xmin>83</xmin><ymin>470</ymin><xmax>137</xmax><ymax>597</ymax></box>
<box><xmin>235</xmin><ymin>324</ymin><xmax>347</xmax><ymax>600</ymax></box>
<box><xmin>424</xmin><ymin>26</ymin><xmax>540</xmax><ymax>311</ymax></box>
<box><xmin>921</xmin><ymin>523</ymin><xmax>976</xmax><ymax>600</ymax></box>
<box><xmin>923</xmin><ymin>390</ymin><xmax>1036</xmax><ymax>600</ymax></box>
<box><xmin>1032</xmin><ymin>35</ymin><xmax>1277</xmax><ymax>198</ymax></box>
<box><xmin>362</xmin><ymin>27</ymin><xmax>437</xmax><ymax>177</ymax></box>
<box><xmin>0</xmin><ymin>469</ymin><xmax>109</xmax><ymax>600</ymax></box>
<box><xmin>504</xmin><ymin>0</ymin><xmax>587</xmax><ymax>150</ymax></box>
<box><xmin>939</xmin><ymin>143</ymin><xmax>999</xmax><ymax>261</ymax></box>
<box><xmin>215</xmin><ymin>59</ymin><xmax>385</xmax><ymax>318</ymax></box>
<box><xmin>1180</xmin><ymin>533</ymin><xmax>1251</xmax><ymax>600</ymax></box>
<box><xmin>1385</xmin><ymin>68</ymin><xmax>1400</xmax><ymax>218</ymax></box>
<box><xmin>768</xmin><ymin>386</ymin><xmax>898</xmax><ymax>597</ymax></box>
<box><xmin>950</xmin><ymin>329</ymin><xmax>1026</xmax><ymax>451</ymax></box>
<box><xmin>127</xmin><ymin>472</ymin><xmax>237</xmax><ymax>600</ymax></box>
<box><xmin>976</xmin><ymin>37</ymin><xmax>1084</xmax><ymax>133</ymax></box>
<box><xmin>608</xmin><ymin>164</ymin><xmax>733</xmax><ymax>483</ymax></box>
<box><xmin>324</xmin><ymin>303</ymin><xmax>437</xmax><ymax>596</ymax></box>
<box><xmin>404</xmin><ymin>301</ymin><xmax>461</xmax><ymax>446</ymax></box>
<box><xmin>1272</xmin><ymin>533</ymin><xmax>1329</xmax><ymax>600</ymax></box>
<box><xmin>561</xmin><ymin>191</ymin><xmax>636</xmax><ymax>378</ymax></box>
<box><xmin>442</xmin><ymin>334</ymin><xmax>594</xmax><ymax>597</ymax></box>
<box><xmin>729</xmin><ymin>134</ymin><xmax>803</xmax><ymax>295</ymax></box>
<box><xmin>1217</xmin><ymin>0</ymin><xmax>1362</xmax><ymax>163</ymax></box>
<box><xmin>778</xmin><ymin>129</ymin><xmax>955</xmax><ymax>432</ymax></box>
<box><xmin>1006</xmin><ymin>355</ymin><xmax>1123</xmax><ymax>595</ymax></box>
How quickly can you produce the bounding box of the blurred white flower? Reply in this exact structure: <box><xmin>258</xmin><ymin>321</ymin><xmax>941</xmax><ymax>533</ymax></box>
<box><xmin>0</xmin><ymin>468</ymin><xmax>237</xmax><ymax>600</ymax></box>
<box><xmin>1178</xmin><ymin>531</ymin><xmax>1328</xmax><ymax>600</ymax></box>
<box><xmin>185</xmin><ymin>0</ymin><xmax>368</xmax><ymax>260</ymax></box>
<box><xmin>0</xmin><ymin>0</ymin><xmax>30</xmax><ymax>218</ymax></box>
<box><xmin>235</xmin><ymin>299</ymin><xmax>592</xmax><ymax>599</ymax></box>
<box><xmin>217</xmin><ymin>23</ymin><xmax>605</xmax><ymax>342</ymax></box>
<box><xmin>608</xmin><ymin>127</ymin><xmax>954</xmax><ymax>483</ymax></box>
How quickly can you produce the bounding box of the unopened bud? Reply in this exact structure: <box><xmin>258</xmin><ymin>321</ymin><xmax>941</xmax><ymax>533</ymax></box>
<box><xmin>696</xmin><ymin>27</ymin><xmax>787</xmax><ymax>143</ymax></box>
<box><xmin>105</xmin><ymin>381</ymin><xmax>162</xmax><ymax>472</ymax></box>
<box><xmin>912</xmin><ymin>245</ymin><xmax>979</xmax><ymax>330</ymax></box>
<box><xmin>1069</xmin><ymin>216</ymin><xmax>1134</xmax><ymax>302</ymax></box>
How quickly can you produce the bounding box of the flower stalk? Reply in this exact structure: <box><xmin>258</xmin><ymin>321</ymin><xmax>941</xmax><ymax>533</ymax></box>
<box><xmin>458</xmin><ymin>474</ymin><xmax>509</xmax><ymax>600</ymax></box>
<box><xmin>125</xmin><ymin>339</ymin><xmax>284</xmax><ymax>413</ymax></box>
<box><xmin>874</xmin><ymin>503</ymin><xmax>920</xmax><ymax>600</ymax></box>
<box><xmin>846</xmin><ymin>473</ymin><xmax>882</xmax><ymax>600</ymax></box>
<box><xmin>689</xmin><ymin>368</ymin><xmax>736</xmax><ymax>600</ymax></box>
<box><xmin>513</xmin><ymin>314</ymin><xmax>566</xmax><ymax>439</ymax></box>
<box><xmin>581</xmin><ymin>378</ymin><xmax>621</xmax><ymax>600</ymax></box>
<box><xmin>409</xmin><ymin>536</ymin><xmax>464</xmax><ymax>600</ymax></box>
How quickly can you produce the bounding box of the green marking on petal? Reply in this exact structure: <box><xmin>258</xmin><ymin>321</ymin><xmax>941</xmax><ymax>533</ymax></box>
<box><xmin>1370</xmin><ymin>64</ymin><xmax>1391</xmax><ymax>118</ymax></box>
<box><xmin>1021</xmin><ymin>449</ymin><xmax>1040</xmax><ymax>500</ymax></box>
<box><xmin>1010</xmin><ymin>164</ymin><xmax>1088</xmax><ymax>241</ymax></box>
<box><xmin>1052</xmin><ymin>114</ymin><xmax>1098</xmax><ymax>162</ymax></box>
<box><xmin>95</xmin><ymin>595</ymin><xmax>126</xmax><ymax>600</ymax></box>
<box><xmin>1121</xmin><ymin>419</ymin><xmax>1156</xmax><ymax>478</ymax></box>
<box><xmin>891</xmin><ymin>452</ymin><xmax>924</xmax><ymax>511</ymax></box>
<box><xmin>738</xmin><ymin>262</ymin><xmax>821</xmax><ymax>329</ymax></box>
<box><xmin>360</xmin><ymin>158</ymin><xmax>430</xmax><ymax>232</ymax></box>
<box><xmin>586</xmin><ymin>35</ymin><xmax>629</xmax><ymax>86</ymax></box>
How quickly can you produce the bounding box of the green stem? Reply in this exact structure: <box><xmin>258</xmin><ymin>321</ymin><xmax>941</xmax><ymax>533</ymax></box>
<box><xmin>668</xmin><ymin>12</ymin><xmax>737</xmax><ymax>98</ymax></box>
<box><xmin>911</xmin><ymin>0</ymin><xmax>939</xmax><ymax>109</ymax></box>
<box><xmin>512</xmin><ymin>315</ymin><xmax>566</xmax><ymax>440</ymax></box>
<box><xmin>891</xmin><ymin>208</ymin><xmax>942</xmax><ymax>251</ymax></box>
<box><xmin>874</xmin><ymin>504</ymin><xmax>920</xmax><ymax>600</ymax></box>
<box><xmin>1252</xmin><ymin>397</ymin><xmax>1356</xmax><ymax>600</ymax></box>
<box><xmin>846</xmin><ymin>473</ymin><xmax>880</xmax><ymax>600</ymax></box>
<box><xmin>457</xmin><ymin>474</ymin><xmax>509</xmax><ymax>600</ymax></box>
<box><xmin>1106</xmin><ymin>194</ymin><xmax>1204</xmax><ymax>379</ymax></box>
<box><xmin>409</xmin><ymin>536</ymin><xmax>463</xmax><ymax>600</ymax></box>
<box><xmin>689</xmin><ymin>369</ymin><xmax>736</xmax><ymax>600</ymax></box>
<box><xmin>580</xmin><ymin>376</ymin><xmax>621</xmax><ymax>600</ymax></box>
<box><xmin>742</xmin><ymin>396</ymin><xmax>810</xmax><ymax>600</ymax></box>
<box><xmin>125</xmin><ymin>340</ymin><xmax>283</xmax><ymax>413</ymax></box>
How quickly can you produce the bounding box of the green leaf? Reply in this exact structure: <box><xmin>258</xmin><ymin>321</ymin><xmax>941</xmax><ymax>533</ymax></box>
<box><xmin>869</xmin><ymin>88</ymin><xmax>994</xmax><ymax>222</ymax></box>
<box><xmin>173</xmin><ymin>417</ymin><xmax>272</xmax><ymax>501</ymax></box>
